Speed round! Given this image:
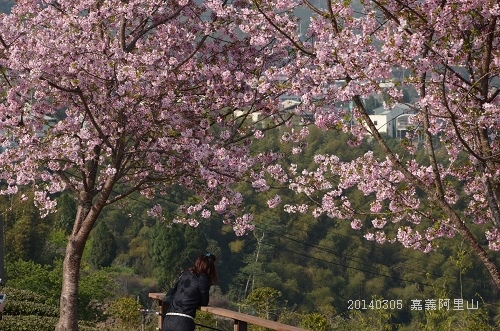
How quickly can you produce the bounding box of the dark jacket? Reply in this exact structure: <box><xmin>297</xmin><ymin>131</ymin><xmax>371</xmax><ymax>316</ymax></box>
<box><xmin>168</xmin><ymin>270</ymin><xmax>210</xmax><ymax>318</ymax></box>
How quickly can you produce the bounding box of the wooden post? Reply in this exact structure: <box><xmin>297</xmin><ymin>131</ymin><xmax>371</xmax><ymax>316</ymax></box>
<box><xmin>152</xmin><ymin>297</ymin><xmax>166</xmax><ymax>331</ymax></box>
<box><xmin>161</xmin><ymin>300</ymin><xmax>168</xmax><ymax>330</ymax></box>
<box><xmin>234</xmin><ymin>319</ymin><xmax>248</xmax><ymax>331</ymax></box>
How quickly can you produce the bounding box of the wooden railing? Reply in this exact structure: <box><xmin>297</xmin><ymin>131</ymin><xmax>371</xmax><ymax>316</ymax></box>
<box><xmin>149</xmin><ymin>293</ymin><xmax>307</xmax><ymax>331</ymax></box>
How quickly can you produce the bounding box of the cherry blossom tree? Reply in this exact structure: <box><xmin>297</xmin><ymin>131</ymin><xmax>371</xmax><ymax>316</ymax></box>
<box><xmin>215</xmin><ymin>0</ymin><xmax>500</xmax><ymax>287</ymax></box>
<box><xmin>0</xmin><ymin>0</ymin><xmax>291</xmax><ymax>329</ymax></box>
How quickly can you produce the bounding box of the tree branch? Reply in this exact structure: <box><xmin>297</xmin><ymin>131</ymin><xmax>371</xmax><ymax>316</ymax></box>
<box><xmin>251</xmin><ymin>0</ymin><xmax>315</xmax><ymax>57</ymax></box>
<box><xmin>125</xmin><ymin>4</ymin><xmax>188</xmax><ymax>53</ymax></box>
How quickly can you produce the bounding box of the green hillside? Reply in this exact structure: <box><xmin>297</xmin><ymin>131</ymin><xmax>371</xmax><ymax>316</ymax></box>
<box><xmin>0</xmin><ymin>126</ymin><xmax>498</xmax><ymax>330</ymax></box>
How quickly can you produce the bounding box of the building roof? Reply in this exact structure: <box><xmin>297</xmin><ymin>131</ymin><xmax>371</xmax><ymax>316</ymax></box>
<box><xmin>372</xmin><ymin>103</ymin><xmax>412</xmax><ymax>115</ymax></box>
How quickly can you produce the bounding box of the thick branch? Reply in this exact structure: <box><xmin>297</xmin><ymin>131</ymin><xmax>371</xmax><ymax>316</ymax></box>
<box><xmin>0</xmin><ymin>34</ymin><xmax>8</xmax><ymax>49</ymax></box>
<box><xmin>172</xmin><ymin>35</ymin><xmax>209</xmax><ymax>72</ymax></box>
<box><xmin>75</xmin><ymin>89</ymin><xmax>114</xmax><ymax>150</ymax></box>
<box><xmin>119</xmin><ymin>17</ymin><xmax>127</xmax><ymax>51</ymax></box>
<box><xmin>325</xmin><ymin>0</ymin><xmax>339</xmax><ymax>33</ymax></box>
<box><xmin>350</xmin><ymin>86</ymin><xmax>427</xmax><ymax>190</ymax></box>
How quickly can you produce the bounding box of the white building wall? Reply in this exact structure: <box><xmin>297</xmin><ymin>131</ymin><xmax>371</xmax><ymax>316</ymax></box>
<box><xmin>367</xmin><ymin>114</ymin><xmax>391</xmax><ymax>136</ymax></box>
<box><xmin>367</xmin><ymin>103</ymin><xmax>414</xmax><ymax>138</ymax></box>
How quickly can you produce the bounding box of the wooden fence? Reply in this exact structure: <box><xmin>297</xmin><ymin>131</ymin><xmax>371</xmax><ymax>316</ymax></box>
<box><xmin>149</xmin><ymin>293</ymin><xmax>307</xmax><ymax>331</ymax></box>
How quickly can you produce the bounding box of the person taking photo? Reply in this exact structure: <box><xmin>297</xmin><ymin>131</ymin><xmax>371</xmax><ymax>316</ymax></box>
<box><xmin>162</xmin><ymin>253</ymin><xmax>218</xmax><ymax>331</ymax></box>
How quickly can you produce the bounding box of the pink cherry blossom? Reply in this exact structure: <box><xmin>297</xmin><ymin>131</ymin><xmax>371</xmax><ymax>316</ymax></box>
<box><xmin>350</xmin><ymin>219</ymin><xmax>362</xmax><ymax>230</ymax></box>
<box><xmin>249</xmin><ymin>0</ymin><xmax>500</xmax><ymax>288</ymax></box>
<box><xmin>267</xmin><ymin>194</ymin><xmax>282</xmax><ymax>208</ymax></box>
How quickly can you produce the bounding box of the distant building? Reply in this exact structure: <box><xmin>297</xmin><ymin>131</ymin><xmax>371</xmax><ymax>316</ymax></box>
<box><xmin>367</xmin><ymin>103</ymin><xmax>414</xmax><ymax>138</ymax></box>
<box><xmin>281</xmin><ymin>99</ymin><xmax>301</xmax><ymax>110</ymax></box>
<box><xmin>395</xmin><ymin>113</ymin><xmax>413</xmax><ymax>138</ymax></box>
<box><xmin>234</xmin><ymin>109</ymin><xmax>260</xmax><ymax>123</ymax></box>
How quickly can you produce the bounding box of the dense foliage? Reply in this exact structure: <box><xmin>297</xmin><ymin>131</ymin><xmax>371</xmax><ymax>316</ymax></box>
<box><xmin>0</xmin><ymin>288</ymin><xmax>96</xmax><ymax>331</ymax></box>
<box><xmin>89</xmin><ymin>222</ymin><xmax>117</xmax><ymax>269</ymax></box>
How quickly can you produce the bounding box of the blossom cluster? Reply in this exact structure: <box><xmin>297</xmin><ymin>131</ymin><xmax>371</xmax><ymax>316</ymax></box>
<box><xmin>248</xmin><ymin>0</ymin><xmax>500</xmax><ymax>261</ymax></box>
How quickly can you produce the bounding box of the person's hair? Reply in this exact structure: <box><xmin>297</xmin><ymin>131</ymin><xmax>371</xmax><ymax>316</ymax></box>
<box><xmin>190</xmin><ymin>253</ymin><xmax>218</xmax><ymax>285</ymax></box>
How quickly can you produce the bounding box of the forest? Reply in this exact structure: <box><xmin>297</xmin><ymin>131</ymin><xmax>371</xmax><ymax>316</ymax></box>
<box><xmin>1</xmin><ymin>125</ymin><xmax>499</xmax><ymax>331</ymax></box>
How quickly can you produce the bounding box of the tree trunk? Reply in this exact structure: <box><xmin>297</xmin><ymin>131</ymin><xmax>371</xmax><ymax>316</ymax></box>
<box><xmin>56</xmin><ymin>235</ymin><xmax>85</xmax><ymax>331</ymax></box>
<box><xmin>55</xmin><ymin>191</ymin><xmax>106</xmax><ymax>331</ymax></box>
<box><xmin>454</xmin><ymin>214</ymin><xmax>500</xmax><ymax>289</ymax></box>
